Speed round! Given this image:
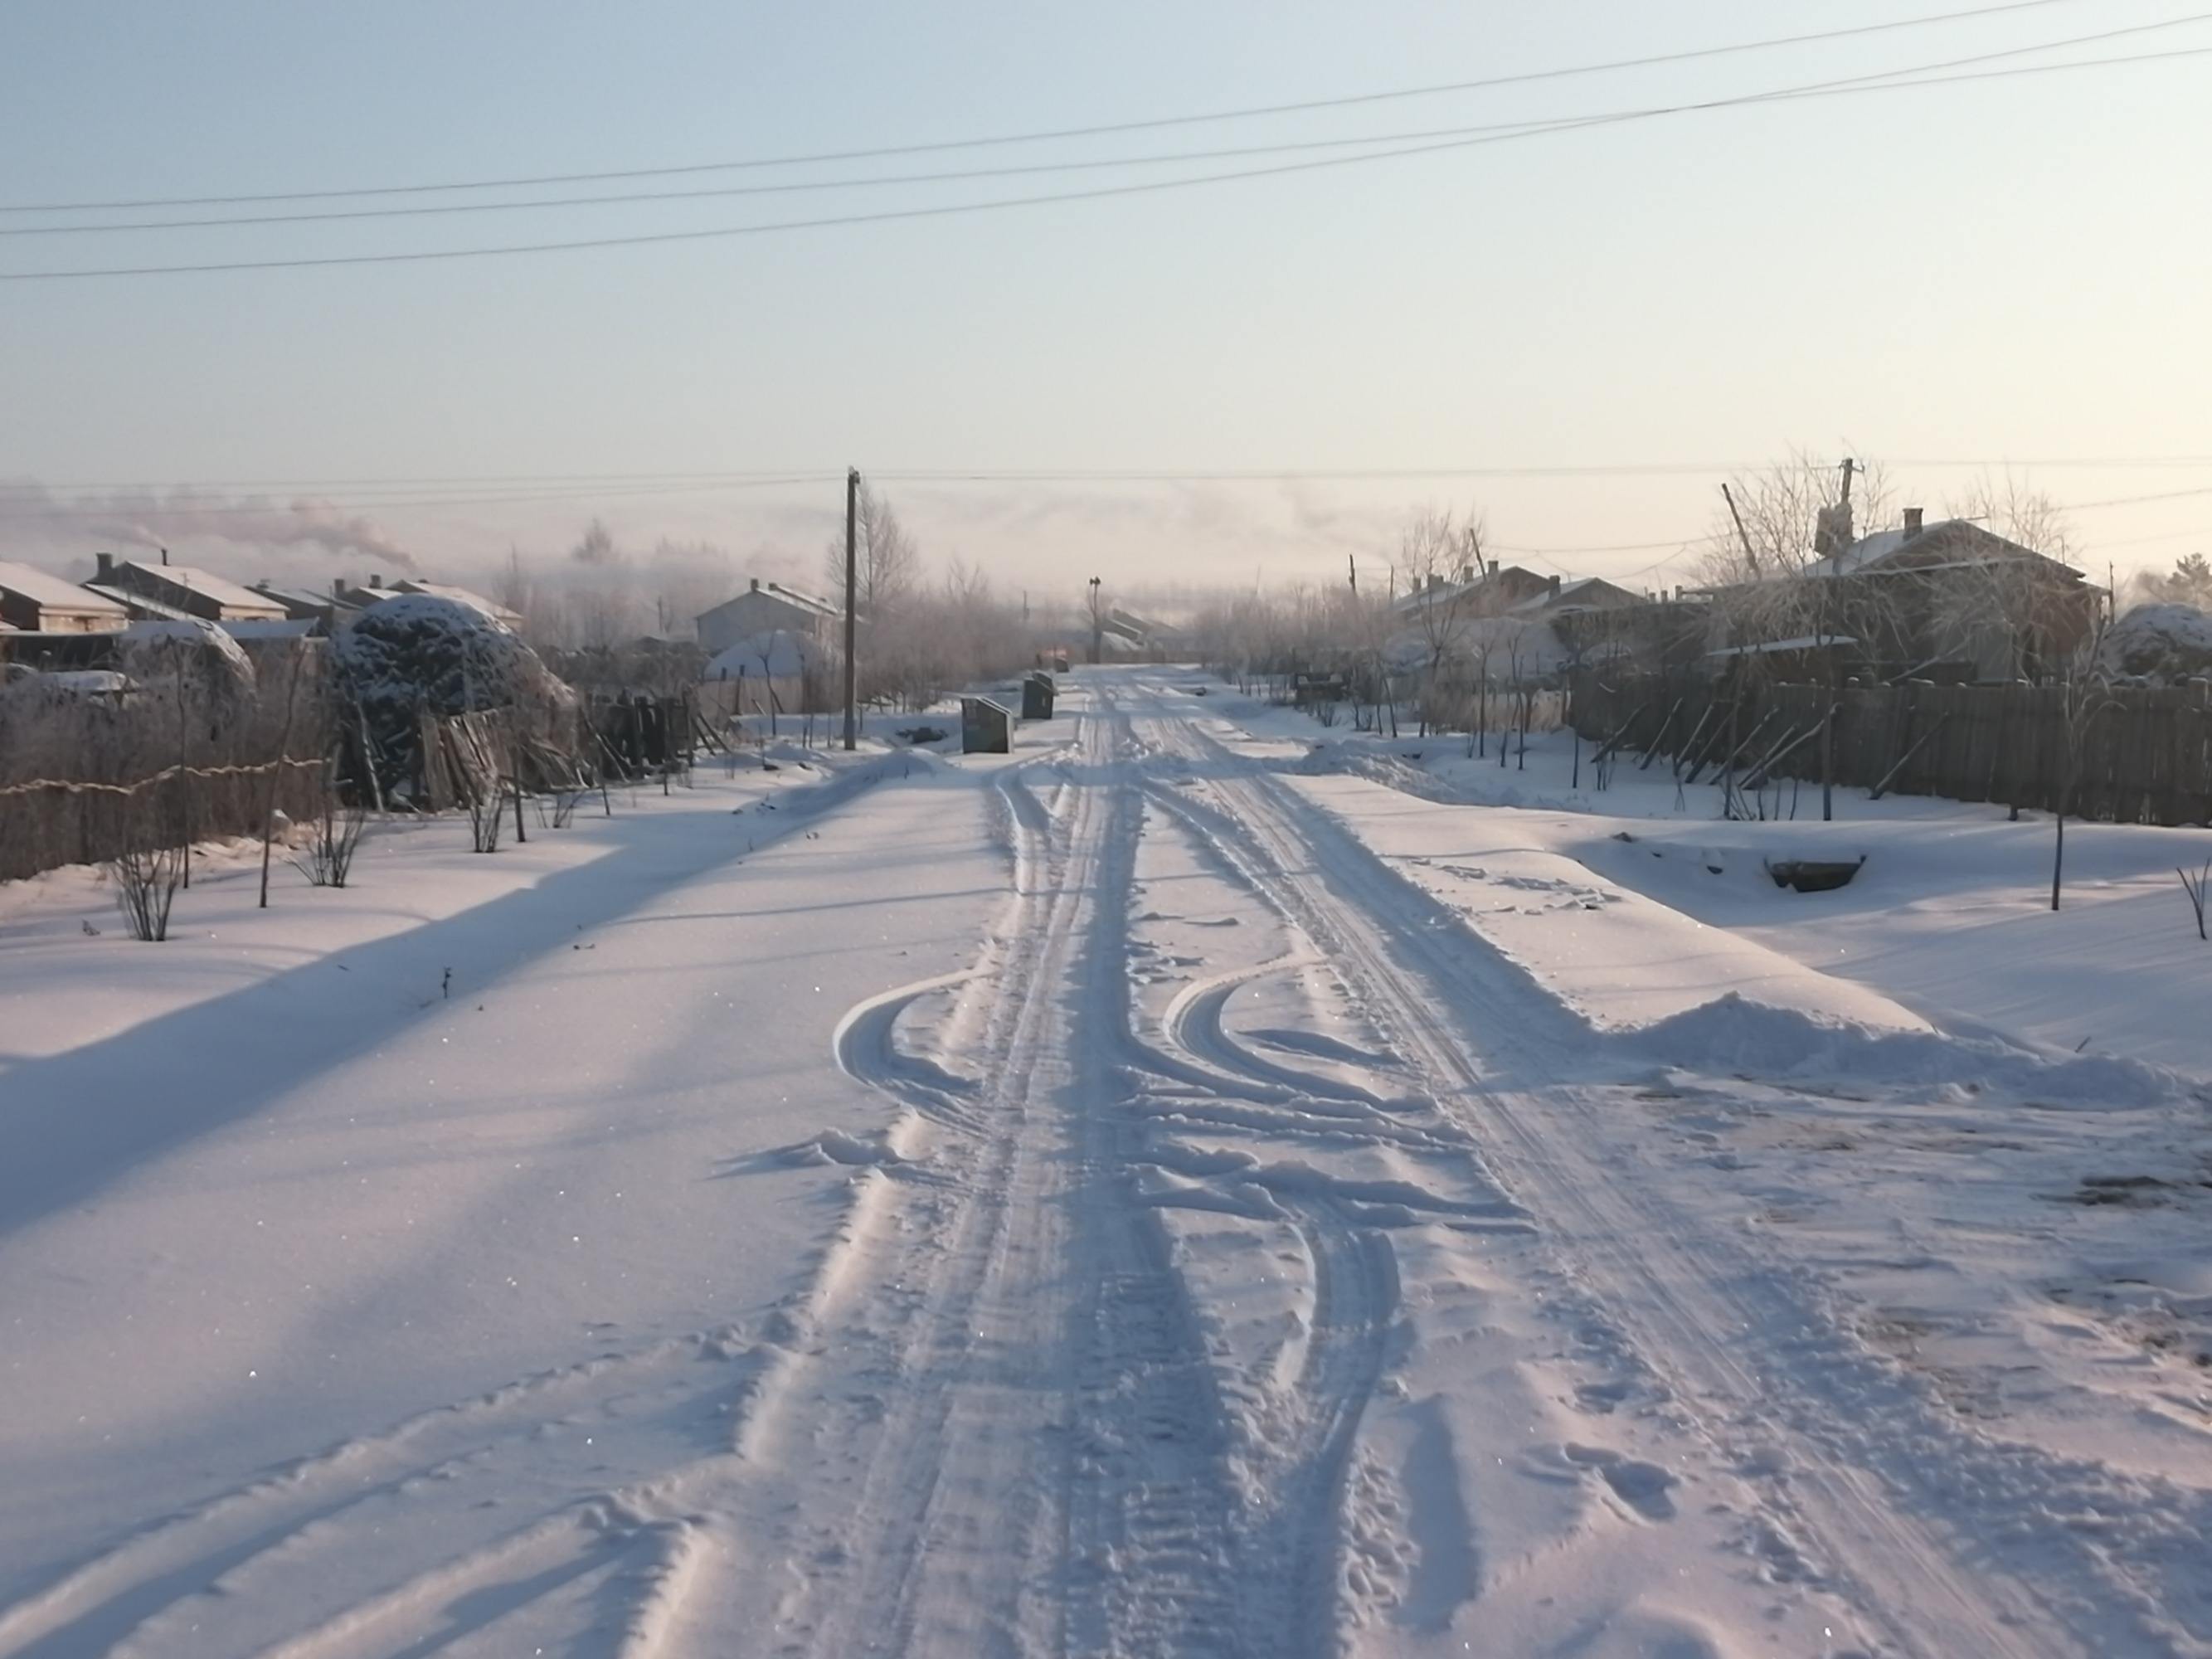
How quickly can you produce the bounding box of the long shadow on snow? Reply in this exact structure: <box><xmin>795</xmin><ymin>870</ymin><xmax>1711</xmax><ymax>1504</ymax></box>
<box><xmin>0</xmin><ymin>758</ymin><xmax>914</xmax><ymax>1244</ymax></box>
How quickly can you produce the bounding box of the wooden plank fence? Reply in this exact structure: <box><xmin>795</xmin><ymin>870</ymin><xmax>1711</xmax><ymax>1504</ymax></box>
<box><xmin>1568</xmin><ymin>672</ymin><xmax>2212</xmax><ymax>826</ymax></box>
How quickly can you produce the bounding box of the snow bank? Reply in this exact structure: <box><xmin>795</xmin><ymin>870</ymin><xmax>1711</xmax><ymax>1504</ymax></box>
<box><xmin>1630</xmin><ymin>993</ymin><xmax>2193</xmax><ymax>1107</ymax></box>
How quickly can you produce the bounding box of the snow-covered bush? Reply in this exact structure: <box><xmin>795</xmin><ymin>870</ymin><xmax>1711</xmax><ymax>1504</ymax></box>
<box><xmin>333</xmin><ymin>594</ymin><xmax>576</xmax><ymax>801</ymax></box>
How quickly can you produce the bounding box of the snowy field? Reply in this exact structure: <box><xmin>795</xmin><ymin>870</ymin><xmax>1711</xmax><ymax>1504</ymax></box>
<box><xmin>1</xmin><ymin>669</ymin><xmax>2207</xmax><ymax>1658</ymax></box>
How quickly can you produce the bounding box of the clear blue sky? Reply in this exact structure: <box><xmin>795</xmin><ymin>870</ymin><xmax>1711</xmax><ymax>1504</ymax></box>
<box><xmin>2</xmin><ymin>1</ymin><xmax>2208</xmax><ymax>600</ymax></box>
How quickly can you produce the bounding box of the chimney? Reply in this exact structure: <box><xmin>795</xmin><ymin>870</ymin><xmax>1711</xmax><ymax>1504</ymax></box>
<box><xmin>333</xmin><ymin>577</ymin><xmax>345</xmax><ymax>597</ymax></box>
<box><xmin>95</xmin><ymin>552</ymin><xmax>114</xmax><ymax>580</ymax></box>
<box><xmin>1903</xmin><ymin>506</ymin><xmax>1924</xmax><ymax>538</ymax></box>
<box><xmin>1548</xmin><ymin>573</ymin><xmax>1561</xmax><ymax>597</ymax></box>
<box><xmin>368</xmin><ymin>573</ymin><xmax>382</xmax><ymax>588</ymax></box>
<box><xmin>750</xmin><ymin>577</ymin><xmax>761</xmax><ymax>591</ymax></box>
<box><xmin>1487</xmin><ymin>559</ymin><xmax>1500</xmax><ymax>577</ymax></box>
<box><xmin>1427</xmin><ymin>572</ymin><xmax>1443</xmax><ymax>592</ymax></box>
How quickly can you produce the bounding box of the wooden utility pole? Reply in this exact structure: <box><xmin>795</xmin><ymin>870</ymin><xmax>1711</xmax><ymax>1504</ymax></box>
<box><xmin>1348</xmin><ymin>553</ymin><xmax>1358</xmax><ymax>595</ymax></box>
<box><xmin>842</xmin><ymin>467</ymin><xmax>858</xmax><ymax>752</ymax></box>
<box><xmin>1721</xmin><ymin>483</ymin><xmax>1755</xmax><ymax>563</ymax></box>
<box><xmin>1821</xmin><ymin>459</ymin><xmax>1856</xmax><ymax>822</ymax></box>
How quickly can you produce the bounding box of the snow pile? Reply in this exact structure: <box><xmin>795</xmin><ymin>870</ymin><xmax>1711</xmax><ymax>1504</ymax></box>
<box><xmin>2100</xmin><ymin>602</ymin><xmax>2212</xmax><ymax>683</ymax></box>
<box><xmin>119</xmin><ymin>616</ymin><xmax>256</xmax><ymax>695</ymax></box>
<box><xmin>1631</xmin><ymin>993</ymin><xmax>2193</xmax><ymax>1108</ymax></box>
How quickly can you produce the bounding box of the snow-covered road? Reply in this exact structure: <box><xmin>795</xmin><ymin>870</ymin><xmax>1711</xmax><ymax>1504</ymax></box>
<box><xmin>3</xmin><ymin>669</ymin><xmax>2207</xmax><ymax>1658</ymax></box>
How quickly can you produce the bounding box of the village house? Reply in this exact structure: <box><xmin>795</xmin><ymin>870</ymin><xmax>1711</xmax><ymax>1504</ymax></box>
<box><xmin>0</xmin><ymin>561</ymin><xmax>129</xmax><ymax>634</ymax></box>
<box><xmin>694</xmin><ymin>578</ymin><xmax>843</xmax><ymax>656</ymax></box>
<box><xmin>1707</xmin><ymin>509</ymin><xmax>2100</xmax><ymax>683</ymax></box>
<box><xmin>1388</xmin><ymin>559</ymin><xmax>1556</xmax><ymax>620</ymax></box>
<box><xmin>249</xmin><ymin>579</ymin><xmax>367</xmax><ymax>630</ymax></box>
<box><xmin>89</xmin><ymin>554</ymin><xmax>287</xmax><ymax>624</ymax></box>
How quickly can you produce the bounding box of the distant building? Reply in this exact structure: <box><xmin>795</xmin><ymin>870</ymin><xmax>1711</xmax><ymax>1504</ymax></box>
<box><xmin>1389</xmin><ymin>560</ymin><xmax>1555</xmax><ymax>618</ymax></box>
<box><xmin>389</xmin><ymin>578</ymin><xmax>523</xmax><ymax>630</ymax></box>
<box><xmin>250</xmin><ymin>580</ymin><xmax>368</xmax><ymax>629</ymax></box>
<box><xmin>1510</xmin><ymin>574</ymin><xmax>1642</xmax><ymax>617</ymax></box>
<box><xmin>93</xmin><ymin>555</ymin><xmax>286</xmax><ymax>623</ymax></box>
<box><xmin>1706</xmin><ymin>509</ymin><xmax>2101</xmax><ymax>682</ymax></box>
<box><xmin>0</xmin><ymin>561</ymin><xmax>129</xmax><ymax>634</ymax></box>
<box><xmin>695</xmin><ymin>579</ymin><xmax>843</xmax><ymax>656</ymax></box>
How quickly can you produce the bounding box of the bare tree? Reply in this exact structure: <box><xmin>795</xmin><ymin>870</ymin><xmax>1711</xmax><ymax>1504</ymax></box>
<box><xmin>823</xmin><ymin>480</ymin><xmax>920</xmax><ymax>621</ymax></box>
<box><xmin>2136</xmin><ymin>552</ymin><xmax>2212</xmax><ymax>610</ymax></box>
<box><xmin>1696</xmin><ymin>450</ymin><xmax>1894</xmax><ymax>820</ymax></box>
<box><xmin>1936</xmin><ymin>474</ymin><xmax>2081</xmax><ymax>679</ymax></box>
<box><xmin>571</xmin><ymin>519</ymin><xmax>618</xmax><ymax>566</ymax></box>
<box><xmin>2049</xmin><ymin>599</ymin><xmax>2115</xmax><ymax>911</ymax></box>
<box><xmin>1398</xmin><ymin>508</ymin><xmax>1484</xmax><ymax>737</ymax></box>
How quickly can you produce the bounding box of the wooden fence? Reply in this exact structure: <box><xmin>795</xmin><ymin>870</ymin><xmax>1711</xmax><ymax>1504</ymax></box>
<box><xmin>1568</xmin><ymin>673</ymin><xmax>2212</xmax><ymax>826</ymax></box>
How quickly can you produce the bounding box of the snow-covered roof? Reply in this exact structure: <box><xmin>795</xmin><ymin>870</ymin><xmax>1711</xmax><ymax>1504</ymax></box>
<box><xmin>699</xmin><ymin>581</ymin><xmax>843</xmax><ymax>625</ymax></box>
<box><xmin>84</xmin><ymin>581</ymin><xmax>200</xmax><ymax>621</ymax></box>
<box><xmin>252</xmin><ymin>582</ymin><xmax>361</xmax><ymax>615</ymax></box>
<box><xmin>1706</xmin><ymin>635</ymin><xmax>1859</xmax><ymax>658</ymax></box>
<box><xmin>221</xmin><ymin>618</ymin><xmax>319</xmax><ymax>640</ymax></box>
<box><xmin>1507</xmin><ymin>576</ymin><xmax>1631</xmax><ymax>615</ymax></box>
<box><xmin>121</xmin><ymin>560</ymin><xmax>282</xmax><ymax>613</ymax></box>
<box><xmin>0</xmin><ymin>561</ymin><xmax>128</xmax><ymax>615</ymax></box>
<box><xmin>1807</xmin><ymin>518</ymin><xmax>2075</xmax><ymax>582</ymax></box>
<box><xmin>391</xmin><ymin>579</ymin><xmax>522</xmax><ymax>624</ymax></box>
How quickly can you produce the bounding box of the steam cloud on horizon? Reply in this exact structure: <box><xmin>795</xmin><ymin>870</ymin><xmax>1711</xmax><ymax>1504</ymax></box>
<box><xmin>0</xmin><ymin>484</ymin><xmax>419</xmax><ymax>575</ymax></box>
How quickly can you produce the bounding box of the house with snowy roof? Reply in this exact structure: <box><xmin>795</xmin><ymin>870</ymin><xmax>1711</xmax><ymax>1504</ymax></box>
<box><xmin>1708</xmin><ymin>508</ymin><xmax>2100</xmax><ymax>682</ymax></box>
<box><xmin>695</xmin><ymin>579</ymin><xmax>844</xmax><ymax>656</ymax></box>
<box><xmin>0</xmin><ymin>561</ymin><xmax>129</xmax><ymax>634</ymax></box>
<box><xmin>90</xmin><ymin>554</ymin><xmax>286</xmax><ymax>624</ymax></box>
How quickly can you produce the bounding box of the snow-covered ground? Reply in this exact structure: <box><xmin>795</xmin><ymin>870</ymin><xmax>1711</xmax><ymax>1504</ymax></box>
<box><xmin>1</xmin><ymin>670</ymin><xmax>2206</xmax><ymax>1657</ymax></box>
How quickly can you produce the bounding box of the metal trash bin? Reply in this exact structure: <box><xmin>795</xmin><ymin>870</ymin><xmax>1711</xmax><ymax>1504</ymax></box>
<box><xmin>960</xmin><ymin>695</ymin><xmax>1012</xmax><ymax>754</ymax></box>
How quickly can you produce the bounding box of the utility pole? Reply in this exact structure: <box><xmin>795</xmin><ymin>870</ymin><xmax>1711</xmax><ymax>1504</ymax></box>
<box><xmin>842</xmin><ymin>467</ymin><xmax>858</xmax><ymax>752</ymax></box>
<box><xmin>1348</xmin><ymin>552</ymin><xmax>1357</xmax><ymax>595</ymax></box>
<box><xmin>1820</xmin><ymin>459</ymin><xmax>1855</xmax><ymax>824</ymax></box>
<box><xmin>1087</xmin><ymin>576</ymin><xmax>1103</xmax><ymax>665</ymax></box>
<box><xmin>1721</xmin><ymin>483</ymin><xmax>1755</xmax><ymax>564</ymax></box>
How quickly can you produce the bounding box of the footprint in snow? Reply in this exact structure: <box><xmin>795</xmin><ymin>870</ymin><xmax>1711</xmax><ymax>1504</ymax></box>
<box><xmin>1563</xmin><ymin>1443</ymin><xmax>1679</xmax><ymax>1521</ymax></box>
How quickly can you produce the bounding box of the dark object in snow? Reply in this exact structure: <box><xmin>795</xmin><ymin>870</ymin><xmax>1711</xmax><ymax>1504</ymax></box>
<box><xmin>760</xmin><ymin>759</ymin><xmax>780</xmax><ymax>771</ymax></box>
<box><xmin>897</xmin><ymin>725</ymin><xmax>948</xmax><ymax>745</ymax></box>
<box><xmin>1612</xmin><ymin>830</ymin><xmax>1636</xmax><ymax>843</ymax></box>
<box><xmin>1764</xmin><ymin>857</ymin><xmax>1866</xmax><ymax>893</ymax></box>
<box><xmin>2067</xmin><ymin>1175</ymin><xmax>2170</xmax><ymax>1208</ymax></box>
<box><xmin>960</xmin><ymin>696</ymin><xmax>1011</xmax><ymax>754</ymax></box>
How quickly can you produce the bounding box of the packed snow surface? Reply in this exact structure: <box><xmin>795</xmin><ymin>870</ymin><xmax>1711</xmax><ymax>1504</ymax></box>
<box><xmin>1</xmin><ymin>669</ymin><xmax>2206</xmax><ymax>1658</ymax></box>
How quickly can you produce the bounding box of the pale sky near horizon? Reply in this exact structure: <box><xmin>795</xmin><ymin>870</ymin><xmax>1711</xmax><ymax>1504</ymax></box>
<box><xmin>2</xmin><ymin>1</ymin><xmax>2209</xmax><ymax>608</ymax></box>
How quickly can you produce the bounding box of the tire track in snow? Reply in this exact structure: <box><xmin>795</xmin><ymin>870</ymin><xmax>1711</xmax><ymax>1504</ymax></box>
<box><xmin>0</xmin><ymin>1333</ymin><xmax>761</xmax><ymax>1659</ymax></box>
<box><xmin>0</xmin><ymin>762</ymin><xmax>994</xmax><ymax>1659</ymax></box>
<box><xmin>1134</xmin><ymin>675</ymin><xmax>2185</xmax><ymax>1657</ymax></box>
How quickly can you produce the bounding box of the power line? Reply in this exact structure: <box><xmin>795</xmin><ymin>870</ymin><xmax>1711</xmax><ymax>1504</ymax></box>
<box><xmin>9</xmin><ymin>44</ymin><xmax>2205</xmax><ymax>282</ymax></box>
<box><xmin>0</xmin><ymin>0</ymin><xmax>2093</xmax><ymax>216</ymax></box>
<box><xmin>10</xmin><ymin>9</ymin><xmax>2195</xmax><ymax>239</ymax></box>
<box><xmin>13</xmin><ymin>455</ymin><xmax>2212</xmax><ymax>496</ymax></box>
